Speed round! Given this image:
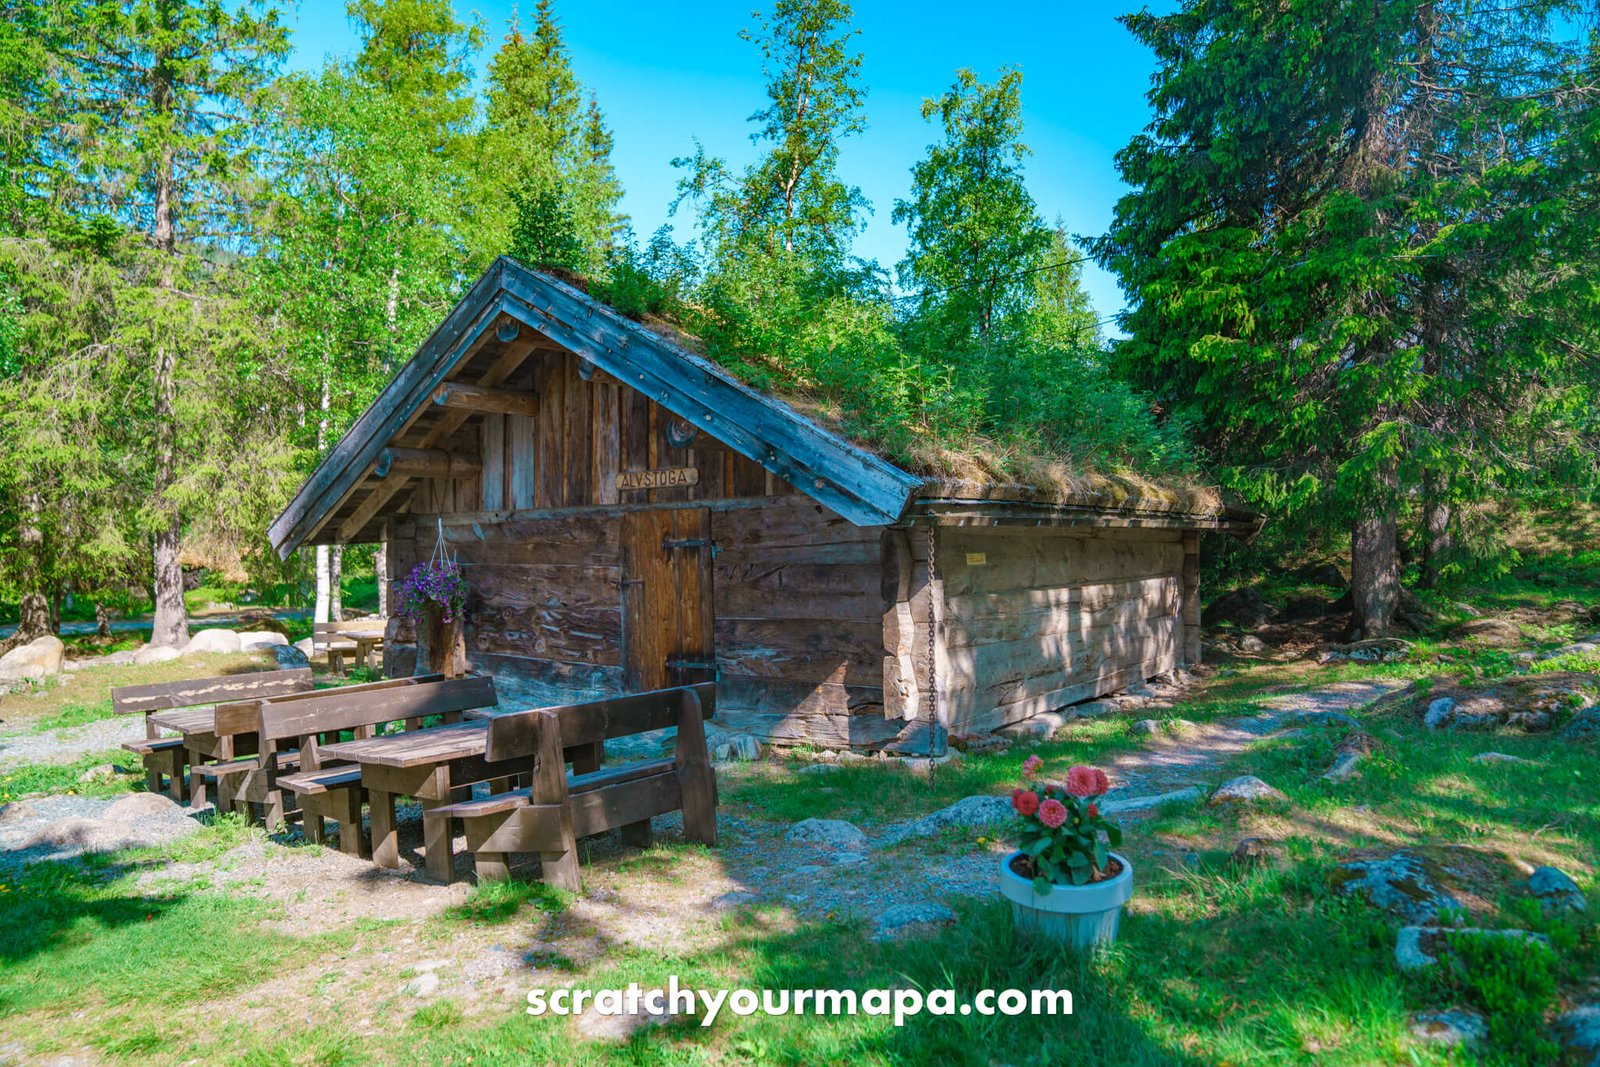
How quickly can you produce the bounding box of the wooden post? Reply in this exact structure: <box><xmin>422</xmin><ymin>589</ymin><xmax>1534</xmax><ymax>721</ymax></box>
<box><xmin>1181</xmin><ymin>530</ymin><xmax>1202</xmax><ymax>666</ymax></box>
<box><xmin>674</xmin><ymin>689</ymin><xmax>718</xmax><ymax>846</ymax></box>
<box><xmin>531</xmin><ymin>710</ymin><xmax>581</xmax><ymax>891</ymax></box>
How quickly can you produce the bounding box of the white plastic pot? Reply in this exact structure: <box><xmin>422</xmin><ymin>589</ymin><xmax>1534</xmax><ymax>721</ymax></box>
<box><xmin>999</xmin><ymin>850</ymin><xmax>1134</xmax><ymax>949</ymax></box>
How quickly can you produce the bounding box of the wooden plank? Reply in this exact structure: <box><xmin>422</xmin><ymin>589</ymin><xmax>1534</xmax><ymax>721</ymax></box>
<box><xmin>594</xmin><ymin>380</ymin><xmax>621</xmax><ymax>506</ymax></box>
<box><xmin>1182</xmin><ymin>530</ymin><xmax>1202</xmax><ymax>666</ymax></box>
<box><xmin>112</xmin><ymin>669</ymin><xmax>313</xmax><ymax>715</ymax></box>
<box><xmin>713</xmin><ymin>560</ymin><xmax>884</xmax><ymax>620</ymax></box>
<box><xmin>622</xmin><ymin>382</ymin><xmax>651</xmax><ymax>475</ymax></box>
<box><xmin>620</xmin><ymin>509</ymin><xmax>675</xmax><ymax>691</ymax></box>
<box><xmin>486</xmin><ymin>684</ymin><xmax>717</xmax><ymax>757</ymax></box>
<box><xmin>213</xmin><ymin>672</ymin><xmax>449</xmax><ymax>737</ymax></box>
<box><xmin>535</xmin><ymin>354</ymin><xmax>565</xmax><ymax>508</ymax></box>
<box><xmin>654</xmin><ymin>403</ymin><xmax>693</xmax><ymax>503</ymax></box>
<box><xmin>714</xmin><ymin>617</ymin><xmax>882</xmax><ymax>682</ymax></box>
<box><xmin>563</xmin><ymin>352</ymin><xmax>593</xmax><ymax>506</ymax></box>
<box><xmin>508</xmin><ymin>413</ymin><xmax>536</xmax><ymax>509</ymax></box>
<box><xmin>480</xmin><ymin>414</ymin><xmax>506</xmax><ymax>511</ymax></box>
<box><xmin>433</xmin><ymin>381</ymin><xmax>540</xmax><ymax>416</ymax></box>
<box><xmin>941</xmin><ymin>577</ymin><xmax>1182</xmax><ymax>648</ymax></box>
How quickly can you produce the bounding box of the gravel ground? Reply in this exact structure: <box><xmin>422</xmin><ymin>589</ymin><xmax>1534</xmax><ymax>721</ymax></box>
<box><xmin>0</xmin><ymin>715</ymin><xmax>145</xmax><ymax>772</ymax></box>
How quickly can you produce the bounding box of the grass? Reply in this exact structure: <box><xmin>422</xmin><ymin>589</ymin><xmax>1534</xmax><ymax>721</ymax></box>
<box><xmin>0</xmin><ymin>555</ymin><xmax>1597</xmax><ymax>1064</ymax></box>
<box><xmin>0</xmin><ymin>751</ymin><xmax>140</xmax><ymax>803</ymax></box>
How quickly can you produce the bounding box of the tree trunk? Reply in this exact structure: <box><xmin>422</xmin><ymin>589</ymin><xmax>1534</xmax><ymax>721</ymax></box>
<box><xmin>376</xmin><ymin>541</ymin><xmax>389</xmax><ymax>617</ymax></box>
<box><xmin>95</xmin><ymin>602</ymin><xmax>112</xmax><ymax>639</ymax></box>
<box><xmin>2</xmin><ymin>492</ymin><xmax>51</xmax><ymax>652</ymax></box>
<box><xmin>1350</xmin><ymin>502</ymin><xmax>1400</xmax><ymax>640</ymax></box>
<box><xmin>314</xmin><ymin>544</ymin><xmax>332</xmax><ymax>623</ymax></box>
<box><xmin>329</xmin><ymin>545</ymin><xmax>343</xmax><ymax>622</ymax></box>
<box><xmin>147</xmin><ymin>63</ymin><xmax>188</xmax><ymax>646</ymax></box>
<box><xmin>1419</xmin><ymin>474</ymin><xmax>1452</xmax><ymax>591</ymax></box>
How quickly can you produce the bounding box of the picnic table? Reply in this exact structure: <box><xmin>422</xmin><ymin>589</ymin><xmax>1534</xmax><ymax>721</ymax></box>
<box><xmin>146</xmin><ymin>706</ymin><xmax>258</xmax><ymax>805</ymax></box>
<box><xmin>320</xmin><ymin>719</ymin><xmax>602</xmax><ymax>882</ymax></box>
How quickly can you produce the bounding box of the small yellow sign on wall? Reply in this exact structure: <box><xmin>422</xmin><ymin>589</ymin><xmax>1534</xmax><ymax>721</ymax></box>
<box><xmin>965</xmin><ymin>551</ymin><xmax>987</xmax><ymax>566</ymax></box>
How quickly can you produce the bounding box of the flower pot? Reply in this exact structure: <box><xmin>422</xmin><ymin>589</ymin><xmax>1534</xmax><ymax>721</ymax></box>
<box><xmin>999</xmin><ymin>850</ymin><xmax>1134</xmax><ymax>949</ymax></box>
<box><xmin>421</xmin><ymin>606</ymin><xmax>468</xmax><ymax>679</ymax></box>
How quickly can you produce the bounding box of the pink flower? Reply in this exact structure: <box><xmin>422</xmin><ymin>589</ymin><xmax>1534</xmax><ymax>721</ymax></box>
<box><xmin>1066</xmin><ymin>765</ymin><xmax>1110</xmax><ymax>797</ymax></box>
<box><xmin>1021</xmin><ymin>755</ymin><xmax>1043</xmax><ymax>780</ymax></box>
<box><xmin>1011</xmin><ymin>788</ymin><xmax>1039</xmax><ymax>817</ymax></box>
<box><xmin>1038</xmin><ymin>798</ymin><xmax>1068</xmax><ymax>829</ymax></box>
<box><xmin>1087</xmin><ymin>803</ymin><xmax>1100</xmax><ymax>819</ymax></box>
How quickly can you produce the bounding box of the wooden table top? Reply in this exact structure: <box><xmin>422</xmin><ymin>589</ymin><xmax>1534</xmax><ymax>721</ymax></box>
<box><xmin>149</xmin><ymin>707</ymin><xmax>219</xmax><ymax>735</ymax></box>
<box><xmin>320</xmin><ymin>719</ymin><xmax>488</xmax><ymax>769</ymax></box>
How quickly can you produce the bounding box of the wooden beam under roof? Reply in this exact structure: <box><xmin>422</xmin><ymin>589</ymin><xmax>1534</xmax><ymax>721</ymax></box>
<box><xmin>431</xmin><ymin>381</ymin><xmax>540</xmax><ymax>417</ymax></box>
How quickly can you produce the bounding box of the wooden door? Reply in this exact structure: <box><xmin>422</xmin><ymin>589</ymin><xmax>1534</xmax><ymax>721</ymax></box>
<box><xmin>621</xmin><ymin>508</ymin><xmax>716</xmax><ymax>691</ymax></box>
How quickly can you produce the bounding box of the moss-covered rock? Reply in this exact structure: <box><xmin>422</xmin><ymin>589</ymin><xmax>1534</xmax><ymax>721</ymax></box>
<box><xmin>1331</xmin><ymin>845</ymin><xmax>1530</xmax><ymax>924</ymax></box>
<box><xmin>1371</xmin><ymin>672</ymin><xmax>1600</xmax><ymax>733</ymax></box>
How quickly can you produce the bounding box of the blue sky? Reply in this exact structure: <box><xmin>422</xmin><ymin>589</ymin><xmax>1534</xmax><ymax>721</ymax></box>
<box><xmin>285</xmin><ymin>1</ymin><xmax>1166</xmax><ymax>321</ymax></box>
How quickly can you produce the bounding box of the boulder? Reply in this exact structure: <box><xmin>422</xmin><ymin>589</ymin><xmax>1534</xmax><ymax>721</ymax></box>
<box><xmin>103</xmin><ymin>792</ymin><xmax>183</xmax><ymax>822</ymax></box>
<box><xmin>1319</xmin><ymin>638</ymin><xmax>1411</xmax><ymax>664</ymax></box>
<box><xmin>878</xmin><ymin>795</ymin><xmax>1012</xmax><ymax>846</ymax></box>
<box><xmin>1394</xmin><ymin>672</ymin><xmax>1599</xmax><ymax>733</ymax></box>
<box><xmin>1203</xmin><ymin>588</ymin><xmax>1277</xmax><ymax>629</ymax></box>
<box><xmin>0</xmin><ymin>634</ymin><xmax>66</xmax><ymax>680</ymax></box>
<box><xmin>1470</xmin><ymin>751</ymin><xmax>1535</xmax><ymax>765</ymax></box>
<box><xmin>1447</xmin><ymin>617</ymin><xmax>1526</xmax><ymax>648</ymax></box>
<box><xmin>269</xmin><ymin>644</ymin><xmax>311</xmax><ymax>670</ymax></box>
<box><xmin>712</xmin><ymin>734</ymin><xmax>762</xmax><ymax>761</ymax></box>
<box><xmin>1322</xmin><ymin>732</ymin><xmax>1383</xmax><ymax>783</ymax></box>
<box><xmin>1409</xmin><ymin>1010</ymin><xmax>1487</xmax><ymax>1047</ymax></box>
<box><xmin>1555</xmin><ymin>1004</ymin><xmax>1600</xmax><ymax>1067</ymax></box>
<box><xmin>183</xmin><ymin>628</ymin><xmax>242</xmax><ymax>655</ymax></box>
<box><xmin>1525</xmin><ymin>866</ymin><xmax>1587</xmax><ymax>914</ymax></box>
<box><xmin>1238</xmin><ymin>635</ymin><xmax>1268</xmax><ymax>654</ymax></box>
<box><xmin>133</xmin><ymin>645</ymin><xmax>183</xmax><ymax>665</ymax></box>
<box><xmin>1208</xmin><ymin>776</ymin><xmax>1287</xmax><ymax>807</ymax></box>
<box><xmin>1562</xmin><ymin>706</ymin><xmax>1600</xmax><ymax>741</ymax></box>
<box><xmin>238</xmin><ymin>631</ymin><xmax>288</xmax><ymax>652</ymax></box>
<box><xmin>1230</xmin><ymin>837</ymin><xmax>1273</xmax><ymax>869</ymax></box>
<box><xmin>1539</xmin><ymin>636</ymin><xmax>1600</xmax><ymax>663</ymax></box>
<box><xmin>996</xmin><ymin>711</ymin><xmax>1069</xmax><ymax>740</ymax></box>
<box><xmin>235</xmin><ymin>612</ymin><xmax>290</xmax><ymax>637</ymax></box>
<box><xmin>1394</xmin><ymin>925</ymin><xmax>1551</xmax><ymax>970</ymax></box>
<box><xmin>1333</xmin><ymin>846</ymin><xmax>1527</xmax><ymax>924</ymax></box>
<box><xmin>872</xmin><ymin>901</ymin><xmax>958</xmax><ymax>942</ymax></box>
<box><xmin>785</xmin><ymin>818</ymin><xmax>867</xmax><ymax>851</ymax></box>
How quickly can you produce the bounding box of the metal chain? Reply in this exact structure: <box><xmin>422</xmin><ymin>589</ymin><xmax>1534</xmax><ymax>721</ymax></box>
<box><xmin>926</xmin><ymin>522</ymin><xmax>939</xmax><ymax>758</ymax></box>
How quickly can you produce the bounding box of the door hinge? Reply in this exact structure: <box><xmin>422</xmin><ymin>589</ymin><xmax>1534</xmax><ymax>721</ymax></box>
<box><xmin>662</xmin><ymin>537</ymin><xmax>719</xmax><ymax>555</ymax></box>
<box><xmin>665</xmin><ymin>656</ymin><xmax>720</xmax><ymax>680</ymax></box>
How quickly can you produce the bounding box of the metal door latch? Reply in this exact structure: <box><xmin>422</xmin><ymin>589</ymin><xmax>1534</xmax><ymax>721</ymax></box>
<box><xmin>662</xmin><ymin>537</ymin><xmax>719</xmax><ymax>555</ymax></box>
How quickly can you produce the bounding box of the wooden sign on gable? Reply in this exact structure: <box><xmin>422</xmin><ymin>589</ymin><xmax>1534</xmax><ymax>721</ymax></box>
<box><xmin>616</xmin><ymin>467</ymin><xmax>700</xmax><ymax>493</ymax></box>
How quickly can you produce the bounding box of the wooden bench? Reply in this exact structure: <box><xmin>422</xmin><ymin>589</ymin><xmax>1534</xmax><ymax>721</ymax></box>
<box><xmin>113</xmin><ymin>669</ymin><xmax>314</xmax><ymax>802</ymax></box>
<box><xmin>432</xmin><ymin>683</ymin><xmax>717</xmax><ymax>889</ymax></box>
<box><xmin>202</xmin><ymin>673</ymin><xmax>496</xmax><ymax>840</ymax></box>
<box><xmin>313</xmin><ymin>619</ymin><xmax>387</xmax><ymax>675</ymax></box>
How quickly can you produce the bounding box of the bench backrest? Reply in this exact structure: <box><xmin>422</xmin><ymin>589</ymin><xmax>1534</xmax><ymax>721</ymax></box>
<box><xmin>212</xmin><ymin>672</ymin><xmax>441</xmax><ymax>736</ymax></box>
<box><xmin>111</xmin><ymin>668</ymin><xmax>314</xmax><ymax>716</ymax></box>
<box><xmin>312</xmin><ymin>619</ymin><xmax>386</xmax><ymax>648</ymax></box>
<box><xmin>486</xmin><ymin>683</ymin><xmax>716</xmax><ymax>762</ymax></box>
<box><xmin>254</xmin><ymin>674</ymin><xmax>498</xmax><ymax>742</ymax></box>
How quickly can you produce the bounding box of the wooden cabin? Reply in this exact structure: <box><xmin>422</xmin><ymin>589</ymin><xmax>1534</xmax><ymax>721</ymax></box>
<box><xmin>269</xmin><ymin>259</ymin><xmax>1260</xmax><ymax>751</ymax></box>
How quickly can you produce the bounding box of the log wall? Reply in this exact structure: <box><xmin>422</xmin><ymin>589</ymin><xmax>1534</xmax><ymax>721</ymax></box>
<box><xmin>920</xmin><ymin>526</ymin><xmax>1190</xmax><ymax>735</ymax></box>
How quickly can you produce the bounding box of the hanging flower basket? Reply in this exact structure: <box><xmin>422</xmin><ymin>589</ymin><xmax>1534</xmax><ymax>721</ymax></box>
<box><xmin>393</xmin><ymin>524</ymin><xmax>471</xmax><ymax>677</ymax></box>
<box><xmin>1000</xmin><ymin>756</ymin><xmax>1133</xmax><ymax>949</ymax></box>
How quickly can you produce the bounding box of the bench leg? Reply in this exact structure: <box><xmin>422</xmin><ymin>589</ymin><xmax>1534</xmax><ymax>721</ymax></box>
<box><xmin>370</xmin><ymin>789</ymin><xmax>399</xmax><ymax>868</ymax></box>
<box><xmin>533</xmin><ymin>718</ymin><xmax>581</xmax><ymax>892</ymax></box>
<box><xmin>302</xmin><ymin>798</ymin><xmax>326</xmax><ymax>845</ymax></box>
<box><xmin>420</xmin><ymin>766</ymin><xmax>455</xmax><ymax>883</ymax></box>
<box><xmin>333</xmin><ymin>788</ymin><xmax>369</xmax><ymax>859</ymax></box>
<box><xmin>570</xmin><ymin>741</ymin><xmax>603</xmax><ymax>775</ymax></box>
<box><xmin>215</xmin><ymin>775</ymin><xmax>239</xmax><ymax>816</ymax></box>
<box><xmin>144</xmin><ymin>764</ymin><xmax>161</xmax><ymax>794</ymax></box>
<box><xmin>263</xmin><ymin>790</ymin><xmax>285</xmax><ymax>832</ymax></box>
<box><xmin>475</xmin><ymin>851</ymin><xmax>511</xmax><ymax>883</ymax></box>
<box><xmin>187</xmin><ymin>748</ymin><xmax>207</xmax><ymax>807</ymax></box>
<box><xmin>620</xmin><ymin>820</ymin><xmax>652</xmax><ymax>849</ymax></box>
